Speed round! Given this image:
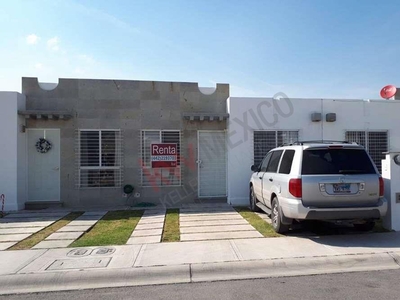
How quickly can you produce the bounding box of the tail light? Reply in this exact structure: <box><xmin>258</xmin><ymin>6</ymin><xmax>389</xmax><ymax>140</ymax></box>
<box><xmin>289</xmin><ymin>179</ymin><xmax>302</xmax><ymax>198</ymax></box>
<box><xmin>379</xmin><ymin>177</ymin><xmax>384</xmax><ymax>197</ymax></box>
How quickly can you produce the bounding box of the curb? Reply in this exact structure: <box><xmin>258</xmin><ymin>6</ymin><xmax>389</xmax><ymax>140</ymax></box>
<box><xmin>0</xmin><ymin>252</ymin><xmax>399</xmax><ymax>295</ymax></box>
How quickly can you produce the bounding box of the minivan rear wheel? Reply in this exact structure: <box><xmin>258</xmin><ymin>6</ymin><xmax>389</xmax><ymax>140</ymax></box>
<box><xmin>271</xmin><ymin>198</ymin><xmax>289</xmax><ymax>234</ymax></box>
<box><xmin>353</xmin><ymin>221</ymin><xmax>375</xmax><ymax>232</ymax></box>
<box><xmin>250</xmin><ymin>186</ymin><xmax>261</xmax><ymax>212</ymax></box>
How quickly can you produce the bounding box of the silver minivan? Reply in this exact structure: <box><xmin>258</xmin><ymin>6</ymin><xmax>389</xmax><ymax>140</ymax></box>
<box><xmin>249</xmin><ymin>141</ymin><xmax>387</xmax><ymax>233</ymax></box>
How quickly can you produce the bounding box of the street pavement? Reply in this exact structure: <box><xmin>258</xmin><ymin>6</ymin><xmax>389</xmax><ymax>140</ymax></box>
<box><xmin>0</xmin><ymin>231</ymin><xmax>400</xmax><ymax>294</ymax></box>
<box><xmin>1</xmin><ymin>269</ymin><xmax>400</xmax><ymax>300</ymax></box>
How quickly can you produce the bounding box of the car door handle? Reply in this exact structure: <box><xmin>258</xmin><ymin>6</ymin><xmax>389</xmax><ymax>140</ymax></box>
<box><xmin>258</xmin><ymin>176</ymin><xmax>263</xmax><ymax>179</ymax></box>
<box><xmin>269</xmin><ymin>178</ymin><xmax>273</xmax><ymax>182</ymax></box>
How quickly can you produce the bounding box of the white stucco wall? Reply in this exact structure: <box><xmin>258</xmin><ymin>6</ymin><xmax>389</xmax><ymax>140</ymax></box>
<box><xmin>17</xmin><ymin>93</ymin><xmax>27</xmax><ymax>209</ymax></box>
<box><xmin>0</xmin><ymin>92</ymin><xmax>26</xmax><ymax>211</ymax></box>
<box><xmin>227</xmin><ymin>97</ymin><xmax>400</xmax><ymax>206</ymax></box>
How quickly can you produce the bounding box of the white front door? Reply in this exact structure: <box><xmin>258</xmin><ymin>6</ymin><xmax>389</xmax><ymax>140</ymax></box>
<box><xmin>198</xmin><ymin>131</ymin><xmax>227</xmax><ymax>197</ymax></box>
<box><xmin>27</xmin><ymin>129</ymin><xmax>60</xmax><ymax>202</ymax></box>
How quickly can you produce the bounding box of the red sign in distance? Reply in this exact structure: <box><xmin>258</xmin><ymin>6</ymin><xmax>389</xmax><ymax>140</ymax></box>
<box><xmin>151</xmin><ymin>143</ymin><xmax>177</xmax><ymax>168</ymax></box>
<box><xmin>380</xmin><ymin>85</ymin><xmax>397</xmax><ymax>99</ymax></box>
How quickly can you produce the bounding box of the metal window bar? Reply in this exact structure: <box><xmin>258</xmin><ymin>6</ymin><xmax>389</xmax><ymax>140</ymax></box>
<box><xmin>345</xmin><ymin>130</ymin><xmax>388</xmax><ymax>173</ymax></box>
<box><xmin>253</xmin><ymin>131</ymin><xmax>299</xmax><ymax>166</ymax></box>
<box><xmin>76</xmin><ymin>130</ymin><xmax>123</xmax><ymax>188</ymax></box>
<box><xmin>141</xmin><ymin>130</ymin><xmax>182</xmax><ymax>187</ymax></box>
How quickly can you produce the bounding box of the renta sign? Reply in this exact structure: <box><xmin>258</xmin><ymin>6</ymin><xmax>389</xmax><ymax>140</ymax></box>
<box><xmin>151</xmin><ymin>143</ymin><xmax>178</xmax><ymax>168</ymax></box>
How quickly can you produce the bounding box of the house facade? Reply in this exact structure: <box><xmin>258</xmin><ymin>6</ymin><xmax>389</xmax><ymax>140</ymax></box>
<box><xmin>0</xmin><ymin>78</ymin><xmax>229</xmax><ymax>210</ymax></box>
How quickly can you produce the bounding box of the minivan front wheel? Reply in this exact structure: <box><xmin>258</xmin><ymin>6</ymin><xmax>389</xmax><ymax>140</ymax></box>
<box><xmin>271</xmin><ymin>198</ymin><xmax>289</xmax><ymax>234</ymax></box>
<box><xmin>250</xmin><ymin>186</ymin><xmax>261</xmax><ymax>212</ymax></box>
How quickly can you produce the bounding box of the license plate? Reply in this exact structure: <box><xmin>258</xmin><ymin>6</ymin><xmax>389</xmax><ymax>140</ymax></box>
<box><xmin>333</xmin><ymin>183</ymin><xmax>351</xmax><ymax>193</ymax></box>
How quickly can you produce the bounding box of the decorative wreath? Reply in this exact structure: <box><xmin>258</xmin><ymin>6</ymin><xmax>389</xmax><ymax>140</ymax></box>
<box><xmin>35</xmin><ymin>138</ymin><xmax>52</xmax><ymax>153</ymax></box>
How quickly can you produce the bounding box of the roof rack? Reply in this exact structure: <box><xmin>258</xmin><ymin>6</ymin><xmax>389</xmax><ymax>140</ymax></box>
<box><xmin>278</xmin><ymin>140</ymin><xmax>359</xmax><ymax>147</ymax></box>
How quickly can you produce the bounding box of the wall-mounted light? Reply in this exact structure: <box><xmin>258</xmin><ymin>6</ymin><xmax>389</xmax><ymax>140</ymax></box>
<box><xmin>394</xmin><ymin>154</ymin><xmax>400</xmax><ymax>165</ymax></box>
<box><xmin>20</xmin><ymin>125</ymin><xmax>26</xmax><ymax>133</ymax></box>
<box><xmin>311</xmin><ymin>112</ymin><xmax>322</xmax><ymax>122</ymax></box>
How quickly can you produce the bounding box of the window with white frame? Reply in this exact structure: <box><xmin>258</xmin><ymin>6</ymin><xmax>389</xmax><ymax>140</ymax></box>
<box><xmin>141</xmin><ymin>130</ymin><xmax>181</xmax><ymax>187</ymax></box>
<box><xmin>345</xmin><ymin>131</ymin><xmax>388</xmax><ymax>173</ymax></box>
<box><xmin>78</xmin><ymin>130</ymin><xmax>123</xmax><ymax>188</ymax></box>
<box><xmin>253</xmin><ymin>130</ymin><xmax>299</xmax><ymax>166</ymax></box>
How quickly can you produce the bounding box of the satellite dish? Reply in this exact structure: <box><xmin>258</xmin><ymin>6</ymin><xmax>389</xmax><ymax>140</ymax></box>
<box><xmin>380</xmin><ymin>85</ymin><xmax>397</xmax><ymax>99</ymax></box>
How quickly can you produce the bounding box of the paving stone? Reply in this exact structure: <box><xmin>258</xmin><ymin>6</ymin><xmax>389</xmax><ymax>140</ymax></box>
<box><xmin>81</xmin><ymin>211</ymin><xmax>108</xmax><ymax>217</ymax></box>
<box><xmin>57</xmin><ymin>225</ymin><xmax>92</xmax><ymax>232</ymax></box>
<box><xmin>126</xmin><ymin>236</ymin><xmax>161</xmax><ymax>244</ymax></box>
<box><xmin>74</xmin><ymin>215</ymin><xmax>103</xmax><ymax>221</ymax></box>
<box><xmin>0</xmin><ymin>221</ymin><xmax>53</xmax><ymax>229</ymax></box>
<box><xmin>180</xmin><ymin>219</ymin><xmax>249</xmax><ymax>227</ymax></box>
<box><xmin>135</xmin><ymin>223</ymin><xmax>164</xmax><ymax>230</ymax></box>
<box><xmin>67</xmin><ymin>220</ymin><xmax>98</xmax><ymax>226</ymax></box>
<box><xmin>180</xmin><ymin>224</ymin><xmax>256</xmax><ymax>234</ymax></box>
<box><xmin>0</xmin><ymin>234</ymin><xmax>31</xmax><ymax>242</ymax></box>
<box><xmin>180</xmin><ymin>231</ymin><xmax>263</xmax><ymax>241</ymax></box>
<box><xmin>142</xmin><ymin>210</ymin><xmax>166</xmax><ymax>217</ymax></box>
<box><xmin>179</xmin><ymin>214</ymin><xmax>244</xmax><ymax>222</ymax></box>
<box><xmin>46</xmin><ymin>232</ymin><xmax>84</xmax><ymax>241</ymax></box>
<box><xmin>3</xmin><ymin>212</ymin><xmax>67</xmax><ymax>219</ymax></box>
<box><xmin>0</xmin><ymin>227</ymin><xmax>43</xmax><ymax>235</ymax></box>
<box><xmin>0</xmin><ymin>217</ymin><xmax>59</xmax><ymax>223</ymax></box>
<box><xmin>0</xmin><ymin>242</ymin><xmax>17</xmax><ymax>251</ymax></box>
<box><xmin>131</xmin><ymin>228</ymin><xmax>163</xmax><ymax>237</ymax></box>
<box><xmin>180</xmin><ymin>212</ymin><xmax>240</xmax><ymax>217</ymax></box>
<box><xmin>33</xmin><ymin>240</ymin><xmax>75</xmax><ymax>249</ymax></box>
<box><xmin>137</xmin><ymin>218</ymin><xmax>166</xmax><ymax>225</ymax></box>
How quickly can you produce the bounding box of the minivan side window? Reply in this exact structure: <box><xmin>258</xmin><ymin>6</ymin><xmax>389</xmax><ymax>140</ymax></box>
<box><xmin>266</xmin><ymin>150</ymin><xmax>283</xmax><ymax>173</ymax></box>
<box><xmin>279</xmin><ymin>150</ymin><xmax>295</xmax><ymax>174</ymax></box>
<box><xmin>260</xmin><ymin>152</ymin><xmax>273</xmax><ymax>172</ymax></box>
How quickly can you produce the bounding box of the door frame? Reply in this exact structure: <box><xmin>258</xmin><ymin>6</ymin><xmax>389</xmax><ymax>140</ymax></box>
<box><xmin>197</xmin><ymin>130</ymin><xmax>228</xmax><ymax>198</ymax></box>
<box><xmin>26</xmin><ymin>128</ymin><xmax>61</xmax><ymax>202</ymax></box>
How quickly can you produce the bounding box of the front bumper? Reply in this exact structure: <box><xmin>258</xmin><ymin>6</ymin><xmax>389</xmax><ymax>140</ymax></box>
<box><xmin>280</xmin><ymin>197</ymin><xmax>388</xmax><ymax>220</ymax></box>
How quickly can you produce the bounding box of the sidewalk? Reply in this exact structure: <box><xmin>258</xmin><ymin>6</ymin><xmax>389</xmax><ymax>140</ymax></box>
<box><xmin>1</xmin><ymin>231</ymin><xmax>400</xmax><ymax>295</ymax></box>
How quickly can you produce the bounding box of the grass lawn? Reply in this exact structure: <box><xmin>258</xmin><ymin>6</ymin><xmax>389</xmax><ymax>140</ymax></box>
<box><xmin>70</xmin><ymin>210</ymin><xmax>144</xmax><ymax>247</ymax></box>
<box><xmin>9</xmin><ymin>212</ymin><xmax>84</xmax><ymax>250</ymax></box>
<box><xmin>162</xmin><ymin>209</ymin><xmax>180</xmax><ymax>242</ymax></box>
<box><xmin>235</xmin><ymin>207</ymin><xmax>281</xmax><ymax>238</ymax></box>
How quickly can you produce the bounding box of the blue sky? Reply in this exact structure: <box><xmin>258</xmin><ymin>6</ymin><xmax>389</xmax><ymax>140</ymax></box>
<box><xmin>1</xmin><ymin>0</ymin><xmax>400</xmax><ymax>98</ymax></box>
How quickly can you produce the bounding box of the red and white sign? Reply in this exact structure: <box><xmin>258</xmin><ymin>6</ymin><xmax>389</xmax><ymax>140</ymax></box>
<box><xmin>151</xmin><ymin>143</ymin><xmax>178</xmax><ymax>168</ymax></box>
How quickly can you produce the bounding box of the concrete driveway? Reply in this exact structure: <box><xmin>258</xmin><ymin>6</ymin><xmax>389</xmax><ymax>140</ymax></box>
<box><xmin>179</xmin><ymin>204</ymin><xmax>263</xmax><ymax>241</ymax></box>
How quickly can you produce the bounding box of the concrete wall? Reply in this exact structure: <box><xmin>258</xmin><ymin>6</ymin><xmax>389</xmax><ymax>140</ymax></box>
<box><xmin>0</xmin><ymin>92</ymin><xmax>26</xmax><ymax>211</ymax></box>
<box><xmin>23</xmin><ymin>78</ymin><xmax>229</xmax><ymax>208</ymax></box>
<box><xmin>227</xmin><ymin>97</ymin><xmax>400</xmax><ymax>206</ymax></box>
<box><xmin>17</xmin><ymin>94</ymin><xmax>27</xmax><ymax>209</ymax></box>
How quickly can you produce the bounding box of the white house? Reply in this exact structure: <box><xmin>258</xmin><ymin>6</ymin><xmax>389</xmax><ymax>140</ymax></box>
<box><xmin>227</xmin><ymin>97</ymin><xmax>400</xmax><ymax>206</ymax></box>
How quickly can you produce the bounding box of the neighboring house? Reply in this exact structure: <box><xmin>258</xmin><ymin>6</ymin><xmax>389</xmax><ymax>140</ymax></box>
<box><xmin>0</xmin><ymin>78</ymin><xmax>229</xmax><ymax>210</ymax></box>
<box><xmin>227</xmin><ymin>97</ymin><xmax>400</xmax><ymax>206</ymax></box>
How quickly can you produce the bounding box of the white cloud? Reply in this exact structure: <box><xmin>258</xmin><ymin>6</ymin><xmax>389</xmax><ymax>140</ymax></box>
<box><xmin>47</xmin><ymin>37</ymin><xmax>60</xmax><ymax>51</ymax></box>
<box><xmin>26</xmin><ymin>34</ymin><xmax>39</xmax><ymax>45</ymax></box>
<box><xmin>35</xmin><ymin>63</ymin><xmax>43</xmax><ymax>69</ymax></box>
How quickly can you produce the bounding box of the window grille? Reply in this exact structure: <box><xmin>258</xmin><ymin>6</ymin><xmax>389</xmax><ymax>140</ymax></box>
<box><xmin>77</xmin><ymin>130</ymin><xmax>123</xmax><ymax>188</ymax></box>
<box><xmin>141</xmin><ymin>130</ymin><xmax>181</xmax><ymax>187</ymax></box>
<box><xmin>345</xmin><ymin>131</ymin><xmax>388</xmax><ymax>173</ymax></box>
<box><xmin>253</xmin><ymin>130</ymin><xmax>299</xmax><ymax>165</ymax></box>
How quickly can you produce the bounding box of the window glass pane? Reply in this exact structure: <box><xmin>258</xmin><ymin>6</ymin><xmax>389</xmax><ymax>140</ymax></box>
<box><xmin>80</xmin><ymin>169</ymin><xmax>117</xmax><ymax>188</ymax></box>
<box><xmin>162</xmin><ymin>131</ymin><xmax>180</xmax><ymax>165</ymax></box>
<box><xmin>279</xmin><ymin>150</ymin><xmax>295</xmax><ymax>174</ymax></box>
<box><xmin>254</xmin><ymin>131</ymin><xmax>276</xmax><ymax>166</ymax></box>
<box><xmin>142</xmin><ymin>131</ymin><xmax>160</xmax><ymax>166</ymax></box>
<box><xmin>368</xmin><ymin>132</ymin><xmax>388</xmax><ymax>173</ymax></box>
<box><xmin>266</xmin><ymin>150</ymin><xmax>283</xmax><ymax>173</ymax></box>
<box><xmin>80</xmin><ymin>131</ymin><xmax>99</xmax><ymax>167</ymax></box>
<box><xmin>101</xmin><ymin>131</ymin><xmax>116</xmax><ymax>167</ymax></box>
<box><xmin>277</xmin><ymin>131</ymin><xmax>298</xmax><ymax>146</ymax></box>
<box><xmin>260</xmin><ymin>152</ymin><xmax>272</xmax><ymax>172</ymax></box>
<box><xmin>301</xmin><ymin>149</ymin><xmax>376</xmax><ymax>175</ymax></box>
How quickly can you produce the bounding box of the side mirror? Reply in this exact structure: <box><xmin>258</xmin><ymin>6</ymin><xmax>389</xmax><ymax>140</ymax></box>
<box><xmin>251</xmin><ymin>165</ymin><xmax>259</xmax><ymax>172</ymax></box>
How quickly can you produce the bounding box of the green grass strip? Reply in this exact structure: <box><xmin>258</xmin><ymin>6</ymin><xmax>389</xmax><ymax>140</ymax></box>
<box><xmin>9</xmin><ymin>212</ymin><xmax>84</xmax><ymax>250</ymax></box>
<box><xmin>235</xmin><ymin>207</ymin><xmax>281</xmax><ymax>238</ymax></box>
<box><xmin>70</xmin><ymin>210</ymin><xmax>144</xmax><ymax>247</ymax></box>
<box><xmin>162</xmin><ymin>209</ymin><xmax>180</xmax><ymax>242</ymax></box>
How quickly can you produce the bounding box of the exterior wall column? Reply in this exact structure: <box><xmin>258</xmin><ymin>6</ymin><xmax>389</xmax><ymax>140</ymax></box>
<box><xmin>382</xmin><ymin>153</ymin><xmax>400</xmax><ymax>231</ymax></box>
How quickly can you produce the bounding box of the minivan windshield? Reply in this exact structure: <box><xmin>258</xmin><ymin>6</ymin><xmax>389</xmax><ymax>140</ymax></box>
<box><xmin>302</xmin><ymin>148</ymin><xmax>376</xmax><ymax>175</ymax></box>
